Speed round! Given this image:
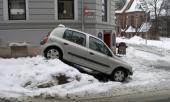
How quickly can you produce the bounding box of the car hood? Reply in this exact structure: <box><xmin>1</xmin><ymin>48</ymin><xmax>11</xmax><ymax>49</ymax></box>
<box><xmin>112</xmin><ymin>55</ymin><xmax>132</xmax><ymax>70</ymax></box>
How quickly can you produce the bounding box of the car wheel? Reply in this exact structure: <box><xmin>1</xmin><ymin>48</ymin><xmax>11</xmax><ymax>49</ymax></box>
<box><xmin>111</xmin><ymin>69</ymin><xmax>127</xmax><ymax>82</ymax></box>
<box><xmin>45</xmin><ymin>47</ymin><xmax>62</xmax><ymax>60</ymax></box>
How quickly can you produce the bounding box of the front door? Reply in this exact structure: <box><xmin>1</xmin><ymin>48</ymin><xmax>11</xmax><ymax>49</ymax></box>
<box><xmin>84</xmin><ymin>36</ymin><xmax>113</xmax><ymax>73</ymax></box>
<box><xmin>104</xmin><ymin>33</ymin><xmax>111</xmax><ymax>48</ymax></box>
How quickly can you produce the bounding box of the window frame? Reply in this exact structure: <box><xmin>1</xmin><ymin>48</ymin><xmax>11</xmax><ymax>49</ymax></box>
<box><xmin>63</xmin><ymin>30</ymin><xmax>86</xmax><ymax>47</ymax></box>
<box><xmin>102</xmin><ymin>0</ymin><xmax>107</xmax><ymax>22</ymax></box>
<box><xmin>58</xmin><ymin>0</ymin><xmax>74</xmax><ymax>20</ymax></box>
<box><xmin>3</xmin><ymin>0</ymin><xmax>29</xmax><ymax>21</ymax></box>
<box><xmin>8</xmin><ymin>0</ymin><xmax>26</xmax><ymax>20</ymax></box>
<box><xmin>54</xmin><ymin>0</ymin><xmax>78</xmax><ymax>21</ymax></box>
<box><xmin>89</xmin><ymin>36</ymin><xmax>112</xmax><ymax>57</ymax></box>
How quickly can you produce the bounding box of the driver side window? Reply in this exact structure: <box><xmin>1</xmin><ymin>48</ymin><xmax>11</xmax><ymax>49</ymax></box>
<box><xmin>89</xmin><ymin>37</ymin><xmax>112</xmax><ymax>56</ymax></box>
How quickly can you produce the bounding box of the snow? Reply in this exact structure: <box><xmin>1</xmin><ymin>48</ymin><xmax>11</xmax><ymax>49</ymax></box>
<box><xmin>138</xmin><ymin>22</ymin><xmax>151</xmax><ymax>32</ymax></box>
<box><xmin>9</xmin><ymin>42</ymin><xmax>30</xmax><ymax>47</ymax></box>
<box><xmin>117</xmin><ymin>36</ymin><xmax>170</xmax><ymax>50</ymax></box>
<box><xmin>0</xmin><ymin>57</ymin><xmax>98</xmax><ymax>99</ymax></box>
<box><xmin>116</xmin><ymin>0</ymin><xmax>147</xmax><ymax>13</ymax></box>
<box><xmin>1</xmin><ymin>36</ymin><xmax>170</xmax><ymax>100</ymax></box>
<box><xmin>125</xmin><ymin>26</ymin><xmax>136</xmax><ymax>33</ymax></box>
<box><xmin>126</xmin><ymin>0</ymin><xmax>144</xmax><ymax>13</ymax></box>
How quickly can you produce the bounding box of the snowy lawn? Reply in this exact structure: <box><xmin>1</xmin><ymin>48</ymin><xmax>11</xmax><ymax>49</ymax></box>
<box><xmin>0</xmin><ymin>36</ymin><xmax>170</xmax><ymax>100</ymax></box>
<box><xmin>117</xmin><ymin>36</ymin><xmax>170</xmax><ymax>50</ymax></box>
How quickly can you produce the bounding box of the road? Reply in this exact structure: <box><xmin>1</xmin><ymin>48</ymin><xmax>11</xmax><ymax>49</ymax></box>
<box><xmin>11</xmin><ymin>87</ymin><xmax>170</xmax><ymax>102</ymax></box>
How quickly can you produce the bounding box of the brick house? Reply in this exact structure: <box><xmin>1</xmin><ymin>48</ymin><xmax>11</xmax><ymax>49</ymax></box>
<box><xmin>115</xmin><ymin>0</ymin><xmax>150</xmax><ymax>38</ymax></box>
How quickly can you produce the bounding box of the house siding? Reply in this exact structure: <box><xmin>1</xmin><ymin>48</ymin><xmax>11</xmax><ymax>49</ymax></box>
<box><xmin>0</xmin><ymin>0</ymin><xmax>3</xmax><ymax>21</ymax></box>
<box><xmin>0</xmin><ymin>0</ymin><xmax>115</xmax><ymax>47</ymax></box>
<box><xmin>29</xmin><ymin>0</ymin><xmax>55</xmax><ymax>20</ymax></box>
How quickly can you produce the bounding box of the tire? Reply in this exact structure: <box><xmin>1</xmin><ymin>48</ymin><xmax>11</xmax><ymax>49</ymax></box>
<box><xmin>111</xmin><ymin>69</ymin><xmax>127</xmax><ymax>82</ymax></box>
<box><xmin>44</xmin><ymin>47</ymin><xmax>62</xmax><ymax>60</ymax></box>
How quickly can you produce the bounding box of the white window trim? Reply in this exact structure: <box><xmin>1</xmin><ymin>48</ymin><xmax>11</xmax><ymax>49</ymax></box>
<box><xmin>54</xmin><ymin>0</ymin><xmax>78</xmax><ymax>21</ymax></box>
<box><xmin>3</xmin><ymin>0</ymin><xmax>29</xmax><ymax>21</ymax></box>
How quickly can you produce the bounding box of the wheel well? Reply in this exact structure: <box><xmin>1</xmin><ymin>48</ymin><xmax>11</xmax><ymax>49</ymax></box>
<box><xmin>44</xmin><ymin>46</ymin><xmax>63</xmax><ymax>58</ymax></box>
<box><xmin>112</xmin><ymin>67</ymin><xmax>128</xmax><ymax>77</ymax></box>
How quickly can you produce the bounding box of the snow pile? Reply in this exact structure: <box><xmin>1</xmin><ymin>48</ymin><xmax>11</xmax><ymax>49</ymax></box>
<box><xmin>129</xmin><ymin>36</ymin><xmax>144</xmax><ymax>42</ymax></box>
<box><xmin>0</xmin><ymin>47</ymin><xmax>170</xmax><ymax>100</ymax></box>
<box><xmin>0</xmin><ymin>56</ymin><xmax>98</xmax><ymax>98</ymax></box>
<box><xmin>117</xmin><ymin>36</ymin><xmax>170</xmax><ymax>50</ymax></box>
<box><xmin>9</xmin><ymin>42</ymin><xmax>30</xmax><ymax>47</ymax></box>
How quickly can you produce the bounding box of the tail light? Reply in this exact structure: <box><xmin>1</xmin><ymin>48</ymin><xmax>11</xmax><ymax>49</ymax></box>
<box><xmin>40</xmin><ymin>32</ymin><xmax>51</xmax><ymax>45</ymax></box>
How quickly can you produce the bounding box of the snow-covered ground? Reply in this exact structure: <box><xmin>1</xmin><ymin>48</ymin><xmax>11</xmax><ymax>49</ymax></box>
<box><xmin>0</xmin><ymin>36</ymin><xmax>170</xmax><ymax>101</ymax></box>
<box><xmin>117</xmin><ymin>36</ymin><xmax>170</xmax><ymax>50</ymax></box>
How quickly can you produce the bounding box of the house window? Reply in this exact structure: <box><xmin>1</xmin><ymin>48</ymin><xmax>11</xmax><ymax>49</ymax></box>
<box><xmin>98</xmin><ymin>32</ymin><xmax>103</xmax><ymax>40</ymax></box>
<box><xmin>8</xmin><ymin>0</ymin><xmax>26</xmax><ymax>20</ymax></box>
<box><xmin>58</xmin><ymin>0</ymin><xmax>74</xmax><ymax>20</ymax></box>
<box><xmin>102</xmin><ymin>0</ymin><xmax>107</xmax><ymax>22</ymax></box>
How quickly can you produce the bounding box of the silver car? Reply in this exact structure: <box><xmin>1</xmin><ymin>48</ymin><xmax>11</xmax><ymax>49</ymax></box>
<box><xmin>41</xmin><ymin>25</ymin><xmax>133</xmax><ymax>82</ymax></box>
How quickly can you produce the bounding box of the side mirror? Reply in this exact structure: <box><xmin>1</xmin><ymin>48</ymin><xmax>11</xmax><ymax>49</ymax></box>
<box><xmin>105</xmin><ymin>50</ymin><xmax>112</xmax><ymax>57</ymax></box>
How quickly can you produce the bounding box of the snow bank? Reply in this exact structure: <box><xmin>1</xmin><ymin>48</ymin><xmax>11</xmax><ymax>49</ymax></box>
<box><xmin>9</xmin><ymin>42</ymin><xmax>30</xmax><ymax>47</ymax></box>
<box><xmin>0</xmin><ymin>56</ymin><xmax>98</xmax><ymax>98</ymax></box>
<box><xmin>117</xmin><ymin>36</ymin><xmax>170</xmax><ymax>50</ymax></box>
<box><xmin>1</xmin><ymin>43</ymin><xmax>170</xmax><ymax>100</ymax></box>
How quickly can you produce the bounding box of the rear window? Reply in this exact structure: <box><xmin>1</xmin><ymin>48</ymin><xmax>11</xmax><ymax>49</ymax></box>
<box><xmin>63</xmin><ymin>30</ymin><xmax>86</xmax><ymax>47</ymax></box>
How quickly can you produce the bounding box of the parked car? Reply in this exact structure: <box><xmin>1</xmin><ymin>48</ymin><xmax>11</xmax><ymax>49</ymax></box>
<box><xmin>41</xmin><ymin>24</ymin><xmax>133</xmax><ymax>82</ymax></box>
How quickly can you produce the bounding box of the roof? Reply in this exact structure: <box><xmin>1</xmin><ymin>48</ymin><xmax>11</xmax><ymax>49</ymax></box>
<box><xmin>138</xmin><ymin>22</ymin><xmax>151</xmax><ymax>32</ymax></box>
<box><xmin>116</xmin><ymin>0</ymin><xmax>147</xmax><ymax>13</ymax></box>
<box><xmin>126</xmin><ymin>0</ymin><xmax>145</xmax><ymax>13</ymax></box>
<box><xmin>125</xmin><ymin>26</ymin><xmax>136</xmax><ymax>33</ymax></box>
<box><xmin>115</xmin><ymin>0</ymin><xmax>131</xmax><ymax>13</ymax></box>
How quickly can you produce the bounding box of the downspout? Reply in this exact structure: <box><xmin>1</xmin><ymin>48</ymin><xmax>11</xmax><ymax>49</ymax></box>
<box><xmin>82</xmin><ymin>0</ymin><xmax>85</xmax><ymax>31</ymax></box>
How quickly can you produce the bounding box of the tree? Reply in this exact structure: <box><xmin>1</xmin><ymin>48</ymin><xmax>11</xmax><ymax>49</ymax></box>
<box><xmin>146</xmin><ymin>0</ymin><xmax>165</xmax><ymax>39</ymax></box>
<box><xmin>115</xmin><ymin>0</ymin><xmax>126</xmax><ymax>10</ymax></box>
<box><xmin>163</xmin><ymin>0</ymin><xmax>170</xmax><ymax>37</ymax></box>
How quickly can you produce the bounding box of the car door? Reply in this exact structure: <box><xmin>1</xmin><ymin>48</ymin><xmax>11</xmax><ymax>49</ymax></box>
<box><xmin>84</xmin><ymin>36</ymin><xmax>114</xmax><ymax>73</ymax></box>
<box><xmin>62</xmin><ymin>30</ymin><xmax>88</xmax><ymax>65</ymax></box>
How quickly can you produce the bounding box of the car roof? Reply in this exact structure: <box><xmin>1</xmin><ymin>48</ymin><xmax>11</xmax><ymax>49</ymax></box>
<box><xmin>56</xmin><ymin>27</ymin><xmax>102</xmax><ymax>41</ymax></box>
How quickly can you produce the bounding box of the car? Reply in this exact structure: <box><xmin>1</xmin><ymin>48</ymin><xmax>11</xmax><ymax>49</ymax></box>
<box><xmin>41</xmin><ymin>24</ymin><xmax>133</xmax><ymax>82</ymax></box>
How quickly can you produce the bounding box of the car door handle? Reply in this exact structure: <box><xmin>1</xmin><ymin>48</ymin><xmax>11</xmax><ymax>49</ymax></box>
<box><xmin>89</xmin><ymin>52</ymin><xmax>95</xmax><ymax>55</ymax></box>
<box><xmin>64</xmin><ymin>43</ymin><xmax>69</xmax><ymax>45</ymax></box>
